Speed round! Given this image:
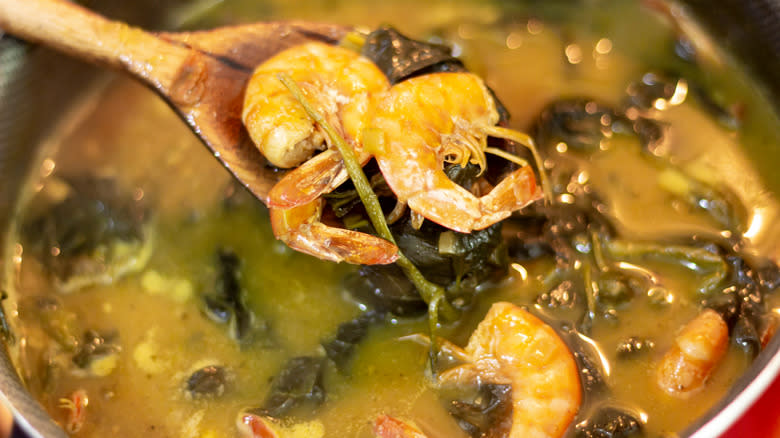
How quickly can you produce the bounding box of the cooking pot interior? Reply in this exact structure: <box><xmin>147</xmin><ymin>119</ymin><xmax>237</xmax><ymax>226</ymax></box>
<box><xmin>0</xmin><ymin>1</ymin><xmax>779</xmax><ymax>437</ymax></box>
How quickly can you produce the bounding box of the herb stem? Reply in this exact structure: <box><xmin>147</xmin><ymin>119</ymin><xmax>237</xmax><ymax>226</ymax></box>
<box><xmin>590</xmin><ymin>229</ymin><xmax>610</xmax><ymax>272</ymax></box>
<box><xmin>278</xmin><ymin>73</ymin><xmax>457</xmax><ymax>321</ymax></box>
<box><xmin>582</xmin><ymin>259</ymin><xmax>598</xmax><ymax>332</ymax></box>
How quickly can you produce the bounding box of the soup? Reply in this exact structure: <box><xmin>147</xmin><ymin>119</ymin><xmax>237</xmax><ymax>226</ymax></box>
<box><xmin>5</xmin><ymin>0</ymin><xmax>780</xmax><ymax>437</ymax></box>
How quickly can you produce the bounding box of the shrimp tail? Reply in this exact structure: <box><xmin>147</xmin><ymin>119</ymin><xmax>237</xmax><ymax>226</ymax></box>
<box><xmin>270</xmin><ymin>199</ymin><xmax>399</xmax><ymax>265</ymax></box>
<box><xmin>406</xmin><ymin>165</ymin><xmax>540</xmax><ymax>233</ymax></box>
<box><xmin>406</xmin><ymin>185</ymin><xmax>495</xmax><ymax>234</ymax></box>
<box><xmin>473</xmin><ymin>165</ymin><xmax>541</xmax><ymax>228</ymax></box>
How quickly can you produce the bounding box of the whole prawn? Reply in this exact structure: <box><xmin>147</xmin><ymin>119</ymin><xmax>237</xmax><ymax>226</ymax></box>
<box><xmin>243</xmin><ymin>42</ymin><xmax>398</xmax><ymax>264</ymax></box>
<box><xmin>443</xmin><ymin>302</ymin><xmax>581</xmax><ymax>437</ymax></box>
<box><xmin>657</xmin><ymin>309</ymin><xmax>728</xmax><ymax>397</ymax></box>
<box><xmin>366</xmin><ymin>73</ymin><xmax>541</xmax><ymax>233</ymax></box>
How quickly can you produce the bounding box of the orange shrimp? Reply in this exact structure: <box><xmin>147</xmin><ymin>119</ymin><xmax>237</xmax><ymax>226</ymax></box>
<box><xmin>244</xmin><ymin>45</ymin><xmax>542</xmax><ymax>264</ymax></box>
<box><xmin>374</xmin><ymin>415</ymin><xmax>429</xmax><ymax>438</ymax></box>
<box><xmin>439</xmin><ymin>302</ymin><xmax>581</xmax><ymax>438</ymax></box>
<box><xmin>367</xmin><ymin>73</ymin><xmax>542</xmax><ymax>233</ymax></box>
<box><xmin>656</xmin><ymin>309</ymin><xmax>729</xmax><ymax>397</ymax></box>
<box><xmin>242</xmin><ymin>41</ymin><xmax>388</xmax><ymax>170</ymax></box>
<box><xmin>269</xmin><ymin>198</ymin><xmax>398</xmax><ymax>264</ymax></box>
<box><xmin>243</xmin><ymin>42</ymin><xmax>397</xmax><ymax>264</ymax></box>
<box><xmin>237</xmin><ymin>412</ymin><xmax>279</xmax><ymax>438</ymax></box>
<box><xmin>58</xmin><ymin>389</ymin><xmax>88</xmax><ymax>434</ymax></box>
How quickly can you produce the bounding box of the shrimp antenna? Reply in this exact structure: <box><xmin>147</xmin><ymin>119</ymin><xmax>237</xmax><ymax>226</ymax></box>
<box><xmin>483</xmin><ymin>125</ymin><xmax>553</xmax><ymax>204</ymax></box>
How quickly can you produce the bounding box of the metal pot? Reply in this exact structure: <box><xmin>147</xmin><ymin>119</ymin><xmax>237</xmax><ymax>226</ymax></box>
<box><xmin>0</xmin><ymin>1</ymin><xmax>778</xmax><ymax>437</ymax></box>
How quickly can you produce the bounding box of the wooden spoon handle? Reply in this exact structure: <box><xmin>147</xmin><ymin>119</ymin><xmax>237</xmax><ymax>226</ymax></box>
<box><xmin>0</xmin><ymin>0</ymin><xmax>190</xmax><ymax>92</ymax></box>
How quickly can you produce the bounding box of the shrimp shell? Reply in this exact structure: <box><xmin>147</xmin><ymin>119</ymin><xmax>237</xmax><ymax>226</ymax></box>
<box><xmin>440</xmin><ymin>302</ymin><xmax>581</xmax><ymax>438</ymax></box>
<box><xmin>242</xmin><ymin>42</ymin><xmax>388</xmax><ymax>169</ymax></box>
<box><xmin>657</xmin><ymin>308</ymin><xmax>729</xmax><ymax>397</ymax></box>
<box><xmin>368</xmin><ymin>73</ymin><xmax>540</xmax><ymax>233</ymax></box>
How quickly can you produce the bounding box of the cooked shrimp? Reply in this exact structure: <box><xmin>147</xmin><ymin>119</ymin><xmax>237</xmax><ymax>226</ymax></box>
<box><xmin>439</xmin><ymin>301</ymin><xmax>581</xmax><ymax>438</ymax></box>
<box><xmin>269</xmin><ymin>198</ymin><xmax>398</xmax><ymax>264</ymax></box>
<box><xmin>243</xmin><ymin>42</ymin><xmax>396</xmax><ymax>264</ymax></box>
<box><xmin>244</xmin><ymin>45</ymin><xmax>541</xmax><ymax>263</ymax></box>
<box><xmin>237</xmin><ymin>412</ymin><xmax>279</xmax><ymax>438</ymax></box>
<box><xmin>367</xmin><ymin>73</ymin><xmax>542</xmax><ymax>233</ymax></box>
<box><xmin>374</xmin><ymin>415</ymin><xmax>429</xmax><ymax>438</ymax></box>
<box><xmin>656</xmin><ymin>309</ymin><xmax>728</xmax><ymax>397</ymax></box>
<box><xmin>58</xmin><ymin>389</ymin><xmax>88</xmax><ymax>434</ymax></box>
<box><xmin>242</xmin><ymin>41</ymin><xmax>388</xmax><ymax>169</ymax></box>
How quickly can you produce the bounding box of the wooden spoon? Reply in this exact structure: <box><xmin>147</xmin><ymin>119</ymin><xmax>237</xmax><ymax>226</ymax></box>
<box><xmin>0</xmin><ymin>0</ymin><xmax>349</xmax><ymax>203</ymax></box>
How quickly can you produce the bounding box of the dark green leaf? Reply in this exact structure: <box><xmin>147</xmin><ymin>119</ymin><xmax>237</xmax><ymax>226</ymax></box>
<box><xmin>439</xmin><ymin>381</ymin><xmax>513</xmax><ymax>438</ymax></box>
<box><xmin>260</xmin><ymin>356</ymin><xmax>326</xmax><ymax>418</ymax></box>
<box><xmin>22</xmin><ymin>176</ymin><xmax>148</xmax><ymax>286</ymax></box>
<box><xmin>322</xmin><ymin>311</ymin><xmax>384</xmax><ymax>371</ymax></box>
<box><xmin>361</xmin><ymin>25</ymin><xmax>463</xmax><ymax>85</ymax></box>
<box><xmin>202</xmin><ymin>248</ymin><xmax>268</xmax><ymax>344</ymax></box>
<box><xmin>344</xmin><ymin>264</ymin><xmax>426</xmax><ymax>316</ymax></box>
<box><xmin>391</xmin><ymin>217</ymin><xmax>508</xmax><ymax>294</ymax></box>
<box><xmin>185</xmin><ymin>365</ymin><xmax>229</xmax><ymax>398</ymax></box>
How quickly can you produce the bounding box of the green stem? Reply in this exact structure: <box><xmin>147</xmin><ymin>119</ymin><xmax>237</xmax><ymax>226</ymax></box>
<box><xmin>605</xmin><ymin>239</ymin><xmax>727</xmax><ymax>295</ymax></box>
<box><xmin>590</xmin><ymin>230</ymin><xmax>610</xmax><ymax>273</ymax></box>
<box><xmin>278</xmin><ymin>73</ymin><xmax>457</xmax><ymax>321</ymax></box>
<box><xmin>581</xmin><ymin>259</ymin><xmax>598</xmax><ymax>330</ymax></box>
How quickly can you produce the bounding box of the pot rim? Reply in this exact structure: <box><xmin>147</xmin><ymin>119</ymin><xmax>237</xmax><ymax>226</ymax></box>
<box><xmin>1</xmin><ymin>0</ymin><xmax>780</xmax><ymax>436</ymax></box>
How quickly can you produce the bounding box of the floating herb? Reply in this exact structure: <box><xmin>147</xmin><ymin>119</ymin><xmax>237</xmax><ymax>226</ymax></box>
<box><xmin>604</xmin><ymin>240</ymin><xmax>727</xmax><ymax>295</ymax></box>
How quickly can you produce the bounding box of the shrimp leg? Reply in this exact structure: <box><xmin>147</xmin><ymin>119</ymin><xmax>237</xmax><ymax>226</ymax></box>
<box><xmin>59</xmin><ymin>389</ymin><xmax>88</xmax><ymax>434</ymax></box>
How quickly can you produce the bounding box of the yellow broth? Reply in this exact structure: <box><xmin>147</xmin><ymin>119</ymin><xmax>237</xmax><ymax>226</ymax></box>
<box><xmin>7</xmin><ymin>0</ymin><xmax>780</xmax><ymax>437</ymax></box>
